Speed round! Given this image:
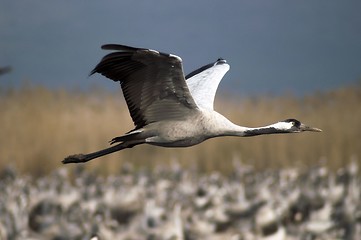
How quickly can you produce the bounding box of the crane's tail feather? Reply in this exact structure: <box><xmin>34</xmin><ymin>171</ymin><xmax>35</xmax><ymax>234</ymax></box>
<box><xmin>109</xmin><ymin>129</ymin><xmax>144</xmax><ymax>145</ymax></box>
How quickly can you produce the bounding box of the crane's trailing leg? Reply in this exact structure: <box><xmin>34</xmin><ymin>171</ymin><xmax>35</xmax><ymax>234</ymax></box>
<box><xmin>62</xmin><ymin>141</ymin><xmax>143</xmax><ymax>164</ymax></box>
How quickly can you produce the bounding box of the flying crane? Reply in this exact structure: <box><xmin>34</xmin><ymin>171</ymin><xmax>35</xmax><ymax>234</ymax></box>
<box><xmin>63</xmin><ymin>44</ymin><xmax>321</xmax><ymax>164</ymax></box>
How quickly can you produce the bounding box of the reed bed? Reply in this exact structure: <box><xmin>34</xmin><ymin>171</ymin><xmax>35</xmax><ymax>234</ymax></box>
<box><xmin>0</xmin><ymin>84</ymin><xmax>360</xmax><ymax>176</ymax></box>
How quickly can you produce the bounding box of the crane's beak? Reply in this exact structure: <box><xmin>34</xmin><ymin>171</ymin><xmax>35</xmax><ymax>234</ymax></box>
<box><xmin>300</xmin><ymin>123</ymin><xmax>322</xmax><ymax>132</ymax></box>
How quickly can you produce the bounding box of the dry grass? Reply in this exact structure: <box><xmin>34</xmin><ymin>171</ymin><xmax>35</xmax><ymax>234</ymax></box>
<box><xmin>0</xmin><ymin>84</ymin><xmax>360</xmax><ymax>176</ymax></box>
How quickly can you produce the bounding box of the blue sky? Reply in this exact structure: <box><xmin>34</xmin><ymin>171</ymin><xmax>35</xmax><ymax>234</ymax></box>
<box><xmin>1</xmin><ymin>1</ymin><xmax>360</xmax><ymax>96</ymax></box>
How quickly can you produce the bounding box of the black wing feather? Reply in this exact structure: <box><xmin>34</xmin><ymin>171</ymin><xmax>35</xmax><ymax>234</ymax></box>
<box><xmin>91</xmin><ymin>44</ymin><xmax>198</xmax><ymax>129</ymax></box>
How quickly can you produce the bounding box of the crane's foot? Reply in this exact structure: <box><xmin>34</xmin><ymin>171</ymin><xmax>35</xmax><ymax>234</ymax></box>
<box><xmin>62</xmin><ymin>154</ymin><xmax>88</xmax><ymax>164</ymax></box>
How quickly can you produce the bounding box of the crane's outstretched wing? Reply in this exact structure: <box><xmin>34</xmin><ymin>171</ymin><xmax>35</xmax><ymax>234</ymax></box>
<box><xmin>185</xmin><ymin>59</ymin><xmax>230</xmax><ymax>110</ymax></box>
<box><xmin>91</xmin><ymin>44</ymin><xmax>199</xmax><ymax>129</ymax></box>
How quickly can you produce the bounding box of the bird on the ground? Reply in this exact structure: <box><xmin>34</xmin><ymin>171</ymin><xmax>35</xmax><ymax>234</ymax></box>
<box><xmin>63</xmin><ymin>44</ymin><xmax>321</xmax><ymax>164</ymax></box>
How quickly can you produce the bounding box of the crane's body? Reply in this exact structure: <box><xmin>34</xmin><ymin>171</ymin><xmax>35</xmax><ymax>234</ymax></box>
<box><xmin>142</xmin><ymin>110</ymin><xmax>242</xmax><ymax>147</ymax></box>
<box><xmin>63</xmin><ymin>44</ymin><xmax>321</xmax><ymax>164</ymax></box>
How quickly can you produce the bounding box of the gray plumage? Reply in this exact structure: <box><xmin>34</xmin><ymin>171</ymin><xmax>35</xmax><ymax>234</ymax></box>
<box><xmin>63</xmin><ymin>44</ymin><xmax>321</xmax><ymax>164</ymax></box>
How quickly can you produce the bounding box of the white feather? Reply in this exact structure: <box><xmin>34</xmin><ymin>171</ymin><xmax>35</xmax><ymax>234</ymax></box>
<box><xmin>186</xmin><ymin>63</ymin><xmax>230</xmax><ymax>110</ymax></box>
<box><xmin>270</xmin><ymin>122</ymin><xmax>294</xmax><ymax>131</ymax></box>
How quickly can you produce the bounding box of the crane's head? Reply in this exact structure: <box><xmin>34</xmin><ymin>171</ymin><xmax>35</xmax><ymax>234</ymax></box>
<box><xmin>243</xmin><ymin>118</ymin><xmax>322</xmax><ymax>137</ymax></box>
<box><xmin>278</xmin><ymin>119</ymin><xmax>322</xmax><ymax>133</ymax></box>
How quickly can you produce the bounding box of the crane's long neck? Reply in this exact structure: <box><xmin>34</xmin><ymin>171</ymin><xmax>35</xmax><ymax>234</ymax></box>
<box><xmin>242</xmin><ymin>124</ymin><xmax>291</xmax><ymax>137</ymax></box>
<box><xmin>205</xmin><ymin>111</ymin><xmax>294</xmax><ymax>138</ymax></box>
<box><xmin>225</xmin><ymin>121</ymin><xmax>292</xmax><ymax>137</ymax></box>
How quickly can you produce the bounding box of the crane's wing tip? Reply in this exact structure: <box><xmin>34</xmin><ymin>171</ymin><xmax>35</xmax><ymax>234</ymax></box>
<box><xmin>89</xmin><ymin>68</ymin><xmax>97</xmax><ymax>76</ymax></box>
<box><xmin>101</xmin><ymin>44</ymin><xmax>140</xmax><ymax>51</ymax></box>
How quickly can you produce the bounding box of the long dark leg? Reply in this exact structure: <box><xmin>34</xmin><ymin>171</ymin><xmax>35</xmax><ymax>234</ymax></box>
<box><xmin>62</xmin><ymin>141</ymin><xmax>142</xmax><ymax>164</ymax></box>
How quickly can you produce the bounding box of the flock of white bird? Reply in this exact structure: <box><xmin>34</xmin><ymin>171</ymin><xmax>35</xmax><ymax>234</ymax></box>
<box><xmin>0</xmin><ymin>159</ymin><xmax>360</xmax><ymax>240</ymax></box>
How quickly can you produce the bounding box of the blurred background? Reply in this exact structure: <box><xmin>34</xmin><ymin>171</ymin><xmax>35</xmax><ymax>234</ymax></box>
<box><xmin>1</xmin><ymin>0</ymin><xmax>361</xmax><ymax>175</ymax></box>
<box><xmin>1</xmin><ymin>2</ymin><xmax>361</xmax><ymax>239</ymax></box>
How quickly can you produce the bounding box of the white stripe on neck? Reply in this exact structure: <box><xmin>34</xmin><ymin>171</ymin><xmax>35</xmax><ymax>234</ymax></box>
<box><xmin>269</xmin><ymin>121</ymin><xmax>293</xmax><ymax>131</ymax></box>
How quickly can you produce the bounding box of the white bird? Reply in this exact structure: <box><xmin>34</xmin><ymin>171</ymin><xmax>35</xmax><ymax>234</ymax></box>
<box><xmin>63</xmin><ymin>44</ymin><xmax>321</xmax><ymax>164</ymax></box>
